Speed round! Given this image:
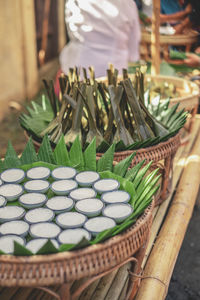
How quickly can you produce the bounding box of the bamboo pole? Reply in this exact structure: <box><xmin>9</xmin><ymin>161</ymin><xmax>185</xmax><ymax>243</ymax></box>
<box><xmin>141</xmin><ymin>117</ymin><xmax>200</xmax><ymax>269</ymax></box>
<box><xmin>135</xmin><ymin>128</ymin><xmax>200</xmax><ymax>300</ymax></box>
<box><xmin>151</xmin><ymin>0</ymin><xmax>160</xmax><ymax>75</ymax></box>
<box><xmin>20</xmin><ymin>0</ymin><xmax>39</xmax><ymax>98</ymax></box>
<box><xmin>58</xmin><ymin>0</ymin><xmax>66</xmax><ymax>52</ymax></box>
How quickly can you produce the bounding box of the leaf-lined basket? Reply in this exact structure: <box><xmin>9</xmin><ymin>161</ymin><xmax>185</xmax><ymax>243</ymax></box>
<box><xmin>0</xmin><ymin>135</ymin><xmax>159</xmax><ymax>256</ymax></box>
<box><xmin>19</xmin><ymin>67</ymin><xmax>187</xmax><ymax>153</ymax></box>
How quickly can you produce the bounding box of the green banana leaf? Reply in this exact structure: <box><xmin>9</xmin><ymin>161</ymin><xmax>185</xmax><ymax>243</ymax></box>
<box><xmin>0</xmin><ymin>135</ymin><xmax>159</xmax><ymax>255</ymax></box>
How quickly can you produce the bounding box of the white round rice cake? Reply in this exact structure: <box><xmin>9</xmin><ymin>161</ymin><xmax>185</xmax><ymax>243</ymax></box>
<box><xmin>30</xmin><ymin>222</ymin><xmax>61</xmax><ymax>239</ymax></box>
<box><xmin>0</xmin><ymin>184</ymin><xmax>24</xmax><ymax>201</ymax></box>
<box><xmin>75</xmin><ymin>171</ymin><xmax>100</xmax><ymax>186</ymax></box>
<box><xmin>103</xmin><ymin>203</ymin><xmax>133</xmax><ymax>223</ymax></box>
<box><xmin>75</xmin><ymin>198</ymin><xmax>104</xmax><ymax>217</ymax></box>
<box><xmin>56</xmin><ymin>211</ymin><xmax>87</xmax><ymax>228</ymax></box>
<box><xmin>93</xmin><ymin>179</ymin><xmax>120</xmax><ymax>194</ymax></box>
<box><xmin>52</xmin><ymin>167</ymin><xmax>77</xmax><ymax>180</ymax></box>
<box><xmin>46</xmin><ymin>196</ymin><xmax>74</xmax><ymax>213</ymax></box>
<box><xmin>26</xmin><ymin>167</ymin><xmax>51</xmax><ymax>180</ymax></box>
<box><xmin>58</xmin><ymin>228</ymin><xmax>91</xmax><ymax>244</ymax></box>
<box><xmin>69</xmin><ymin>188</ymin><xmax>96</xmax><ymax>201</ymax></box>
<box><xmin>0</xmin><ymin>220</ymin><xmax>29</xmax><ymax>236</ymax></box>
<box><xmin>0</xmin><ymin>235</ymin><xmax>25</xmax><ymax>254</ymax></box>
<box><xmin>0</xmin><ymin>206</ymin><xmax>25</xmax><ymax>222</ymax></box>
<box><xmin>1</xmin><ymin>168</ymin><xmax>25</xmax><ymax>183</ymax></box>
<box><xmin>101</xmin><ymin>190</ymin><xmax>130</xmax><ymax>204</ymax></box>
<box><xmin>24</xmin><ymin>208</ymin><xmax>54</xmax><ymax>224</ymax></box>
<box><xmin>50</xmin><ymin>179</ymin><xmax>78</xmax><ymax>195</ymax></box>
<box><xmin>24</xmin><ymin>180</ymin><xmax>49</xmax><ymax>193</ymax></box>
<box><xmin>19</xmin><ymin>193</ymin><xmax>47</xmax><ymax>208</ymax></box>
<box><xmin>84</xmin><ymin>216</ymin><xmax>116</xmax><ymax>236</ymax></box>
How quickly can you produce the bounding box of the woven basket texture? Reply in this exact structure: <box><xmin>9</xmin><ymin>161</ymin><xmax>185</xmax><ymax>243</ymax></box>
<box><xmin>110</xmin><ymin>133</ymin><xmax>180</xmax><ymax>165</ymax></box>
<box><xmin>0</xmin><ymin>203</ymin><xmax>153</xmax><ymax>287</ymax></box>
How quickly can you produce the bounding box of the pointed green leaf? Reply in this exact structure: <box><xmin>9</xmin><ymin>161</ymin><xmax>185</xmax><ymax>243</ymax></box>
<box><xmin>111</xmin><ymin>219</ymin><xmax>136</xmax><ymax>236</ymax></box>
<box><xmin>115</xmin><ymin>140</ymin><xmax>127</xmax><ymax>151</ymax></box>
<box><xmin>136</xmin><ymin>168</ymin><xmax>159</xmax><ymax>200</ymax></box>
<box><xmin>54</xmin><ymin>135</ymin><xmax>70</xmax><ymax>166</ymax></box>
<box><xmin>59</xmin><ymin>244</ymin><xmax>75</xmax><ymax>252</ymax></box>
<box><xmin>38</xmin><ymin>135</ymin><xmax>56</xmax><ymax>164</ymax></box>
<box><xmin>97</xmin><ymin>144</ymin><xmax>115</xmax><ymax>172</ymax></box>
<box><xmin>125</xmin><ymin>160</ymin><xmax>145</xmax><ymax>181</ymax></box>
<box><xmin>162</xmin><ymin>103</ymin><xmax>179</xmax><ymax>126</ymax></box>
<box><xmin>133</xmin><ymin>161</ymin><xmax>153</xmax><ymax>189</ymax></box>
<box><xmin>135</xmin><ymin>175</ymin><xmax>161</xmax><ymax>209</ymax></box>
<box><xmin>69</xmin><ymin>136</ymin><xmax>84</xmax><ymax>171</ymax></box>
<box><xmin>3</xmin><ymin>141</ymin><xmax>21</xmax><ymax>170</ymax></box>
<box><xmin>131</xmin><ymin>197</ymin><xmax>153</xmax><ymax>218</ymax></box>
<box><xmin>84</xmin><ymin>137</ymin><xmax>96</xmax><ymax>171</ymax></box>
<box><xmin>91</xmin><ymin>227</ymin><xmax>117</xmax><ymax>244</ymax></box>
<box><xmin>36</xmin><ymin>240</ymin><xmax>58</xmax><ymax>255</ymax></box>
<box><xmin>121</xmin><ymin>179</ymin><xmax>137</xmax><ymax>206</ymax></box>
<box><xmin>143</xmin><ymin>185</ymin><xmax>160</xmax><ymax>203</ymax></box>
<box><xmin>20</xmin><ymin>138</ymin><xmax>38</xmax><ymax>165</ymax></box>
<box><xmin>167</xmin><ymin>109</ymin><xmax>185</xmax><ymax>128</ymax></box>
<box><xmin>14</xmin><ymin>242</ymin><xmax>33</xmax><ymax>256</ymax></box>
<box><xmin>96</xmin><ymin>140</ymin><xmax>110</xmax><ymax>153</ymax></box>
<box><xmin>113</xmin><ymin>152</ymin><xmax>136</xmax><ymax>177</ymax></box>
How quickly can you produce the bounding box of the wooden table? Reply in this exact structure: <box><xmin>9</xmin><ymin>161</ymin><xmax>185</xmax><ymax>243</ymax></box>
<box><xmin>1</xmin><ymin>116</ymin><xmax>200</xmax><ymax>300</ymax></box>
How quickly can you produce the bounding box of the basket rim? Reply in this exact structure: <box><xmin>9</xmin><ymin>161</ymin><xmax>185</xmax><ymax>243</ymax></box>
<box><xmin>141</xmin><ymin>29</ymin><xmax>199</xmax><ymax>44</ymax></box>
<box><xmin>116</xmin><ymin>131</ymin><xmax>180</xmax><ymax>155</ymax></box>
<box><xmin>0</xmin><ymin>201</ymin><xmax>153</xmax><ymax>264</ymax></box>
<box><xmin>97</xmin><ymin>132</ymin><xmax>180</xmax><ymax>156</ymax></box>
<box><xmin>97</xmin><ymin>74</ymin><xmax>199</xmax><ymax>103</ymax></box>
<box><xmin>26</xmin><ymin>129</ymin><xmax>180</xmax><ymax>155</ymax></box>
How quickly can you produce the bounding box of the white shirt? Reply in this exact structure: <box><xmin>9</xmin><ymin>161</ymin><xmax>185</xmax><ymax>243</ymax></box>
<box><xmin>60</xmin><ymin>0</ymin><xmax>141</xmax><ymax>77</ymax></box>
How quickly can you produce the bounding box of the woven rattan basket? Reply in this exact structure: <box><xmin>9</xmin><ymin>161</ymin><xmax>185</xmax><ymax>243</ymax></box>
<box><xmin>146</xmin><ymin>75</ymin><xmax>199</xmax><ymax>137</ymax></box>
<box><xmin>142</xmin><ymin>29</ymin><xmax>199</xmax><ymax>46</ymax></box>
<box><xmin>24</xmin><ymin>74</ymin><xmax>198</xmax><ymax>151</ymax></box>
<box><xmin>0</xmin><ymin>202</ymin><xmax>153</xmax><ymax>299</ymax></box>
<box><xmin>97</xmin><ymin>133</ymin><xmax>181</xmax><ymax>206</ymax></box>
<box><xmin>141</xmin><ymin>29</ymin><xmax>199</xmax><ymax>62</ymax></box>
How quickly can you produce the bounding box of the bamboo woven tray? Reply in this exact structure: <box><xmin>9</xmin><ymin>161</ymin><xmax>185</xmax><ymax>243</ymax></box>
<box><xmin>97</xmin><ymin>133</ymin><xmax>181</xmax><ymax>205</ymax></box>
<box><xmin>145</xmin><ymin>74</ymin><xmax>199</xmax><ymax>109</ymax></box>
<box><xmin>146</xmin><ymin>75</ymin><xmax>199</xmax><ymax>137</ymax></box>
<box><xmin>0</xmin><ymin>203</ymin><xmax>153</xmax><ymax>287</ymax></box>
<box><xmin>141</xmin><ymin>29</ymin><xmax>199</xmax><ymax>45</ymax></box>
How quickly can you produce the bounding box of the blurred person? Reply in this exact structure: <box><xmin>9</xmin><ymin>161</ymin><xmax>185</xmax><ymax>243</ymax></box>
<box><xmin>184</xmin><ymin>52</ymin><xmax>200</xmax><ymax>67</ymax></box>
<box><xmin>159</xmin><ymin>1</ymin><xmax>200</xmax><ymax>34</ymax></box>
<box><xmin>59</xmin><ymin>0</ymin><xmax>141</xmax><ymax>78</ymax></box>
